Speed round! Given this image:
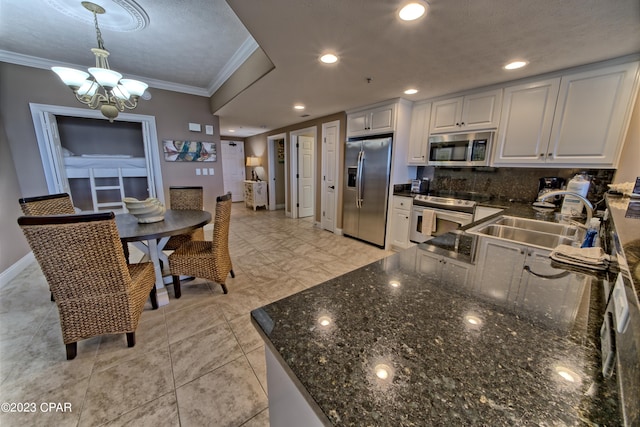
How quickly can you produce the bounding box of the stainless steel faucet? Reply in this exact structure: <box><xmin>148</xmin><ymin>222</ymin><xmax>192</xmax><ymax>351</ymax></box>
<box><xmin>537</xmin><ymin>190</ymin><xmax>594</xmax><ymax>225</ymax></box>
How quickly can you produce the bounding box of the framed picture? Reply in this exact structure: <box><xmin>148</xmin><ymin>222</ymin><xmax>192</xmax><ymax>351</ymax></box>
<box><xmin>163</xmin><ymin>140</ymin><xmax>216</xmax><ymax>162</ymax></box>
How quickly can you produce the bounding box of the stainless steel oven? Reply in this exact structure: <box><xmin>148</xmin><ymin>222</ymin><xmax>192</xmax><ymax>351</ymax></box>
<box><xmin>410</xmin><ymin>195</ymin><xmax>476</xmax><ymax>243</ymax></box>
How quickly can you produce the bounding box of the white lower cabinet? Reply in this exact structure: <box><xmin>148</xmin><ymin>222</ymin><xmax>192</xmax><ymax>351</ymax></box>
<box><xmin>390</xmin><ymin>196</ymin><xmax>412</xmax><ymax>250</ymax></box>
<box><xmin>416</xmin><ymin>249</ymin><xmax>472</xmax><ymax>288</ymax></box>
<box><xmin>472</xmin><ymin>237</ymin><xmax>587</xmax><ymax>326</ymax></box>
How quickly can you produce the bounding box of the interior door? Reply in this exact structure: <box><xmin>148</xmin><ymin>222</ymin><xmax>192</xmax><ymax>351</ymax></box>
<box><xmin>297</xmin><ymin>135</ymin><xmax>314</xmax><ymax>218</ymax></box>
<box><xmin>321</xmin><ymin>121</ymin><xmax>339</xmax><ymax>232</ymax></box>
<box><xmin>221</xmin><ymin>140</ymin><xmax>246</xmax><ymax>202</ymax></box>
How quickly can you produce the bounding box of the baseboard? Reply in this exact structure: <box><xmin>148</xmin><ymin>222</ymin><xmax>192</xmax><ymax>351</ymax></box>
<box><xmin>335</xmin><ymin>227</ymin><xmax>343</xmax><ymax>236</ymax></box>
<box><xmin>0</xmin><ymin>252</ymin><xmax>35</xmax><ymax>290</ymax></box>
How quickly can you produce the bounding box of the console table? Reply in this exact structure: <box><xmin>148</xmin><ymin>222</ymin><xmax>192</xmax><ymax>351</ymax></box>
<box><xmin>244</xmin><ymin>180</ymin><xmax>267</xmax><ymax>210</ymax></box>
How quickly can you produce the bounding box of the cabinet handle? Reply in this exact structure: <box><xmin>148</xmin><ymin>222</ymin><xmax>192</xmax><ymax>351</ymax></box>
<box><xmin>547</xmin><ymin>153</ymin><xmax>553</xmax><ymax>158</ymax></box>
<box><xmin>539</xmin><ymin>153</ymin><xmax>545</xmax><ymax>157</ymax></box>
<box><xmin>460</xmin><ymin>122</ymin><xmax>465</xmax><ymax>126</ymax></box>
<box><xmin>455</xmin><ymin>122</ymin><xmax>460</xmax><ymax>126</ymax></box>
<box><xmin>520</xmin><ymin>249</ymin><xmax>526</xmax><ymax>254</ymax></box>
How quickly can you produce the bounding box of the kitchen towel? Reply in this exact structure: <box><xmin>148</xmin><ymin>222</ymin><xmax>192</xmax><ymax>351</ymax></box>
<box><xmin>421</xmin><ymin>209</ymin><xmax>437</xmax><ymax>236</ymax></box>
<box><xmin>549</xmin><ymin>244</ymin><xmax>610</xmax><ymax>270</ymax></box>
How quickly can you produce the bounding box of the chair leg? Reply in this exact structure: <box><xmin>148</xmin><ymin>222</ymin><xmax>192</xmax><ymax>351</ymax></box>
<box><xmin>150</xmin><ymin>285</ymin><xmax>158</xmax><ymax>310</ymax></box>
<box><xmin>126</xmin><ymin>332</ymin><xmax>136</xmax><ymax>348</ymax></box>
<box><xmin>66</xmin><ymin>342</ymin><xmax>77</xmax><ymax>360</ymax></box>
<box><xmin>221</xmin><ymin>283</ymin><xmax>228</xmax><ymax>294</ymax></box>
<box><xmin>172</xmin><ymin>275</ymin><xmax>182</xmax><ymax>298</ymax></box>
<box><xmin>230</xmin><ymin>269</ymin><xmax>235</xmax><ymax>278</ymax></box>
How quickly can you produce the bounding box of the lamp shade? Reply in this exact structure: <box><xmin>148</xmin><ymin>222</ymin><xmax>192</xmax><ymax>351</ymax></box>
<box><xmin>51</xmin><ymin>67</ymin><xmax>90</xmax><ymax>88</ymax></box>
<box><xmin>89</xmin><ymin>67</ymin><xmax>122</xmax><ymax>88</ymax></box>
<box><xmin>120</xmin><ymin>79</ymin><xmax>148</xmax><ymax>96</ymax></box>
<box><xmin>246</xmin><ymin>156</ymin><xmax>261</xmax><ymax>167</ymax></box>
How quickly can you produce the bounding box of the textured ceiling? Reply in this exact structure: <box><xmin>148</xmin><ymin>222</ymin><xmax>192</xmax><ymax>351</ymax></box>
<box><xmin>1</xmin><ymin>0</ymin><xmax>640</xmax><ymax>137</ymax></box>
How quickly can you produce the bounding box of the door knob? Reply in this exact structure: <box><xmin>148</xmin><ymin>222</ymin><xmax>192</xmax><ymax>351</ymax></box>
<box><xmin>329</xmin><ymin>185</ymin><xmax>335</xmax><ymax>189</ymax></box>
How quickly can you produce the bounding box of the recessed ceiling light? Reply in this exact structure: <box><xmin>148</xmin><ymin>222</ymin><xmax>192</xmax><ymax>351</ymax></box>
<box><xmin>404</xmin><ymin>88</ymin><xmax>418</xmax><ymax>95</ymax></box>
<box><xmin>320</xmin><ymin>53</ymin><xmax>338</xmax><ymax>64</ymax></box>
<box><xmin>294</xmin><ymin>104</ymin><xmax>305</xmax><ymax>110</ymax></box>
<box><xmin>399</xmin><ymin>1</ymin><xmax>427</xmax><ymax>21</ymax></box>
<box><xmin>504</xmin><ymin>60</ymin><xmax>528</xmax><ymax>70</ymax></box>
<box><xmin>228</xmin><ymin>129</ymin><xmax>235</xmax><ymax>133</ymax></box>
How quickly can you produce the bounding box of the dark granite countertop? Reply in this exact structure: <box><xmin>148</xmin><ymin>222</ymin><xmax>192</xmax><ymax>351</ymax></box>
<box><xmin>252</xmin><ymin>248</ymin><xmax>620</xmax><ymax>425</ymax></box>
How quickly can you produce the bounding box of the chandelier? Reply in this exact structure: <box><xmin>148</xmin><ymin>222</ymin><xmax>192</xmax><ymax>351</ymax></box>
<box><xmin>51</xmin><ymin>1</ymin><xmax>148</xmax><ymax>122</ymax></box>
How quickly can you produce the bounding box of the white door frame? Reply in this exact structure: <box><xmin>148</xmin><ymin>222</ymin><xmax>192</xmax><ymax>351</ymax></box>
<box><xmin>289</xmin><ymin>126</ymin><xmax>317</xmax><ymax>220</ymax></box>
<box><xmin>267</xmin><ymin>133</ymin><xmax>286</xmax><ymax>211</ymax></box>
<box><xmin>321</xmin><ymin>120</ymin><xmax>341</xmax><ymax>233</ymax></box>
<box><xmin>28</xmin><ymin>103</ymin><xmax>165</xmax><ymax>204</ymax></box>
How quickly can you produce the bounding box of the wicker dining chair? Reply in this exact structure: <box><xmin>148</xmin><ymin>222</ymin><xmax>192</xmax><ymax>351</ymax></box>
<box><xmin>19</xmin><ymin>193</ymin><xmax>77</xmax><ymax>301</ymax></box>
<box><xmin>163</xmin><ymin>186</ymin><xmax>205</xmax><ymax>251</ymax></box>
<box><xmin>168</xmin><ymin>193</ymin><xmax>234</xmax><ymax>296</ymax></box>
<box><xmin>18</xmin><ymin>212</ymin><xmax>158</xmax><ymax>360</ymax></box>
<box><xmin>19</xmin><ymin>193</ymin><xmax>76</xmax><ymax>216</ymax></box>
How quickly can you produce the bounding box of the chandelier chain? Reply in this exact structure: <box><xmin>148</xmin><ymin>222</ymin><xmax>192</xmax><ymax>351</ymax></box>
<box><xmin>93</xmin><ymin>11</ymin><xmax>105</xmax><ymax>51</ymax></box>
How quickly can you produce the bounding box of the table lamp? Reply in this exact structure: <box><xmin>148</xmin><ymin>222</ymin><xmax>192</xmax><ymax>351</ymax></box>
<box><xmin>246</xmin><ymin>156</ymin><xmax>261</xmax><ymax>181</ymax></box>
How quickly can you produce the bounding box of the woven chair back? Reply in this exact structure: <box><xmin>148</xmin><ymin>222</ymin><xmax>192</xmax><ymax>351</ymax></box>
<box><xmin>18</xmin><ymin>213</ymin><xmax>131</xmax><ymax>300</ymax></box>
<box><xmin>19</xmin><ymin>193</ymin><xmax>75</xmax><ymax>216</ymax></box>
<box><xmin>169</xmin><ymin>186</ymin><xmax>203</xmax><ymax>210</ymax></box>
<box><xmin>212</xmin><ymin>193</ymin><xmax>232</xmax><ymax>260</ymax></box>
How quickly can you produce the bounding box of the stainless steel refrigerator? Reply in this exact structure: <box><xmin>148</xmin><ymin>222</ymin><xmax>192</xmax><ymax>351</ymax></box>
<box><xmin>343</xmin><ymin>135</ymin><xmax>392</xmax><ymax>247</ymax></box>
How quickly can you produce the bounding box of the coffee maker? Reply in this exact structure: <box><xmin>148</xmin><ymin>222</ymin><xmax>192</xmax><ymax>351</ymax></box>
<box><xmin>538</xmin><ymin>177</ymin><xmax>565</xmax><ymax>205</ymax></box>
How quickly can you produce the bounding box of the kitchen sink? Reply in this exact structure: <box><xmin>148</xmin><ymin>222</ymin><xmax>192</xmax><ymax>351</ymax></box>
<box><xmin>494</xmin><ymin>216</ymin><xmax>580</xmax><ymax>237</ymax></box>
<box><xmin>466</xmin><ymin>215</ymin><xmax>582</xmax><ymax>250</ymax></box>
<box><xmin>473</xmin><ymin>225</ymin><xmax>577</xmax><ymax>249</ymax></box>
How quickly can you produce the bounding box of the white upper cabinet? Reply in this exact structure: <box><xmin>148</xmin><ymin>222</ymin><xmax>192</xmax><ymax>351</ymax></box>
<box><xmin>493</xmin><ymin>78</ymin><xmax>561</xmax><ymax>165</ymax></box>
<box><xmin>346</xmin><ymin>103</ymin><xmax>395</xmax><ymax>137</ymax></box>
<box><xmin>407</xmin><ymin>102</ymin><xmax>431</xmax><ymax>164</ymax></box>
<box><xmin>430</xmin><ymin>89</ymin><xmax>502</xmax><ymax>133</ymax></box>
<box><xmin>547</xmin><ymin>62</ymin><xmax>639</xmax><ymax>166</ymax></box>
<box><xmin>494</xmin><ymin>61</ymin><xmax>639</xmax><ymax>167</ymax></box>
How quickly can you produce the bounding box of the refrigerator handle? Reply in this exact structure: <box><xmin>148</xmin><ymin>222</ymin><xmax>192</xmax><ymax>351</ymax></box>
<box><xmin>356</xmin><ymin>149</ymin><xmax>364</xmax><ymax>208</ymax></box>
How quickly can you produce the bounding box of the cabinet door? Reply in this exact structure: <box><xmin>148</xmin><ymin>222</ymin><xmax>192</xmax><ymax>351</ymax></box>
<box><xmin>517</xmin><ymin>248</ymin><xmax>587</xmax><ymax>329</ymax></box>
<box><xmin>461</xmin><ymin>89</ymin><xmax>502</xmax><ymax>131</ymax></box>
<box><xmin>493</xmin><ymin>78</ymin><xmax>560</xmax><ymax>165</ymax></box>
<box><xmin>416</xmin><ymin>250</ymin><xmax>443</xmax><ymax>280</ymax></box>
<box><xmin>440</xmin><ymin>258</ymin><xmax>472</xmax><ymax>288</ymax></box>
<box><xmin>369</xmin><ymin>105</ymin><xmax>395</xmax><ymax>134</ymax></box>
<box><xmin>346</xmin><ymin>111</ymin><xmax>369</xmax><ymax>136</ymax></box>
<box><xmin>390</xmin><ymin>208</ymin><xmax>411</xmax><ymax>249</ymax></box>
<box><xmin>408</xmin><ymin>102</ymin><xmax>431</xmax><ymax>164</ymax></box>
<box><xmin>548</xmin><ymin>62</ymin><xmax>639</xmax><ymax>166</ymax></box>
<box><xmin>472</xmin><ymin>237</ymin><xmax>525</xmax><ymax>303</ymax></box>
<box><xmin>430</xmin><ymin>97</ymin><xmax>463</xmax><ymax>133</ymax></box>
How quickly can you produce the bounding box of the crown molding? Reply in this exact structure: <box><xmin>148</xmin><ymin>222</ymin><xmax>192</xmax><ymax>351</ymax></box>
<box><xmin>0</xmin><ymin>50</ymin><xmax>210</xmax><ymax>97</ymax></box>
<box><xmin>207</xmin><ymin>37</ymin><xmax>259</xmax><ymax>95</ymax></box>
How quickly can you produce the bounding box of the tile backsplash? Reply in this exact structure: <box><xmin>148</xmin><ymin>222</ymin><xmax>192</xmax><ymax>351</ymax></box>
<box><xmin>416</xmin><ymin>166</ymin><xmax>615</xmax><ymax>204</ymax></box>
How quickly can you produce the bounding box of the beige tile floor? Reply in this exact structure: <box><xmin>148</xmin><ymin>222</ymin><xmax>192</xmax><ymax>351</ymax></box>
<box><xmin>0</xmin><ymin>203</ymin><xmax>391</xmax><ymax>426</ymax></box>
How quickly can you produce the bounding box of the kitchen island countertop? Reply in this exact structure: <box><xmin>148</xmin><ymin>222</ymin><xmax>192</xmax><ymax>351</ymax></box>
<box><xmin>251</xmin><ymin>241</ymin><xmax>620</xmax><ymax>425</ymax></box>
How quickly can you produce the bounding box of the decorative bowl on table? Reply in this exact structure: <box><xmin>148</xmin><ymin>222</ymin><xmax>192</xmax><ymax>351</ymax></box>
<box><xmin>123</xmin><ymin>197</ymin><xmax>166</xmax><ymax>223</ymax></box>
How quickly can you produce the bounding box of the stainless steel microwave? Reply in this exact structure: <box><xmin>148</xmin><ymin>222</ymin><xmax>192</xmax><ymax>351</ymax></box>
<box><xmin>427</xmin><ymin>131</ymin><xmax>494</xmax><ymax>166</ymax></box>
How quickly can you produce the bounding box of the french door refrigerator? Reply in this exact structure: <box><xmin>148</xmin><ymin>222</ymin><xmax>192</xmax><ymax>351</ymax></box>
<box><xmin>343</xmin><ymin>135</ymin><xmax>392</xmax><ymax>247</ymax></box>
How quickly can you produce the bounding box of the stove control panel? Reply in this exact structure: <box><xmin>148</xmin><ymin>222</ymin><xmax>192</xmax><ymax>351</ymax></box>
<box><xmin>414</xmin><ymin>195</ymin><xmax>477</xmax><ymax>208</ymax></box>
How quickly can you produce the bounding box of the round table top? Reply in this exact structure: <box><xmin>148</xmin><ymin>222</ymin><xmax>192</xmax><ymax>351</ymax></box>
<box><xmin>115</xmin><ymin>209</ymin><xmax>211</xmax><ymax>242</ymax></box>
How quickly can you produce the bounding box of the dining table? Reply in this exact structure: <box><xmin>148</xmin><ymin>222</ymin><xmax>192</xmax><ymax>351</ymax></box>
<box><xmin>116</xmin><ymin>209</ymin><xmax>211</xmax><ymax>306</ymax></box>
